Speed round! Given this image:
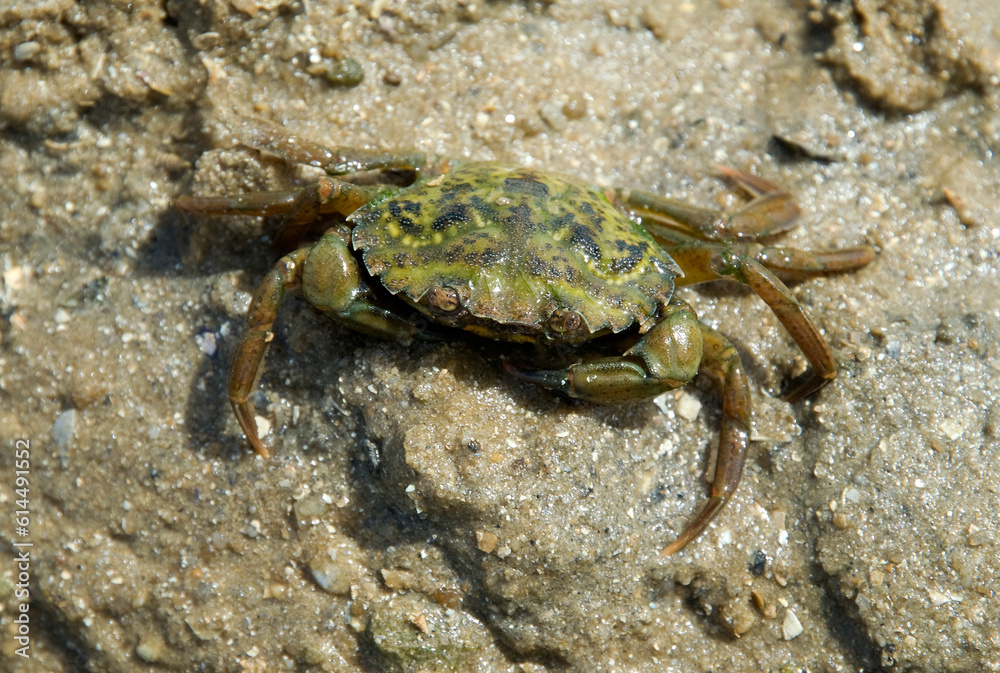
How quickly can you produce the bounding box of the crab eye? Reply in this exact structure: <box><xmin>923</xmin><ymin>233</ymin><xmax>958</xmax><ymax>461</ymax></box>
<box><xmin>426</xmin><ymin>285</ymin><xmax>461</xmax><ymax>314</ymax></box>
<box><xmin>548</xmin><ymin>308</ymin><xmax>585</xmax><ymax>335</ymax></box>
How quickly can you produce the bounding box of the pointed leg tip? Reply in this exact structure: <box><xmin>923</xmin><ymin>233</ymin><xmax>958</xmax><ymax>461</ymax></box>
<box><xmin>659</xmin><ymin>525</ymin><xmax>702</xmax><ymax>556</ymax></box>
<box><xmin>659</xmin><ymin>496</ymin><xmax>728</xmax><ymax>556</ymax></box>
<box><xmin>714</xmin><ymin>164</ymin><xmax>760</xmax><ymax>185</ymax></box>
<box><xmin>250</xmin><ymin>439</ymin><xmax>272</xmax><ymax>460</ymax></box>
<box><xmin>855</xmin><ymin>245</ymin><xmax>878</xmax><ymax>266</ymax></box>
<box><xmin>247</xmin><ymin>416</ymin><xmax>274</xmax><ymax>459</ymax></box>
<box><xmin>231</xmin><ymin>400</ymin><xmax>273</xmax><ymax>460</ymax></box>
<box><xmin>660</xmin><ymin>539</ymin><xmax>685</xmax><ymax>557</ymax></box>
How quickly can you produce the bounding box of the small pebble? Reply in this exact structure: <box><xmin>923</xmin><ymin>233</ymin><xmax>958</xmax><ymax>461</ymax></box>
<box><xmin>121</xmin><ymin>514</ymin><xmax>138</xmax><ymax>535</ymax></box>
<box><xmin>885</xmin><ymin>340</ymin><xmax>902</xmax><ymax>358</ymax></box>
<box><xmin>927</xmin><ymin>588</ymin><xmax>959</xmax><ymax>606</ymax></box>
<box><xmin>191</xmin><ymin>31</ymin><xmax>221</xmax><ymax>50</ymax></box>
<box><xmin>293</xmin><ymin>494</ymin><xmax>329</xmax><ymax>523</ymax></box>
<box><xmin>52</xmin><ymin>409</ymin><xmax>77</xmax><ymax>462</ymax></box>
<box><xmin>539</xmin><ymin>102</ymin><xmax>568</xmax><ymax>131</ymax></box>
<box><xmin>135</xmin><ymin>633</ymin><xmax>166</xmax><ymax>662</ymax></box>
<box><xmin>196</xmin><ymin>331</ymin><xmax>218</xmax><ymax>357</ymax></box>
<box><xmin>967</xmin><ymin>527</ymin><xmax>990</xmax><ymax>547</ymax></box>
<box><xmin>938</xmin><ymin>417</ymin><xmax>965</xmax><ymax>441</ymax></box>
<box><xmin>675</xmin><ymin>391</ymin><xmax>702</xmax><ymax>421</ymax></box>
<box><xmin>14</xmin><ymin>41</ymin><xmax>41</xmax><ymax>61</ymax></box>
<box><xmin>408</xmin><ymin>613</ymin><xmax>430</xmax><ymax>634</ymax></box>
<box><xmin>311</xmin><ymin>561</ymin><xmax>352</xmax><ymax>595</ymax></box>
<box><xmin>242</xmin><ymin>520</ymin><xmax>262</xmax><ymax>539</ymax></box>
<box><xmin>476</xmin><ymin>531</ymin><xmax>498</xmax><ymax>553</ymax></box>
<box><xmin>324</xmin><ymin>57</ymin><xmax>364</xmax><ymax>87</ymax></box>
<box><xmin>3</xmin><ymin>265</ymin><xmax>31</xmax><ymax>291</ymax></box>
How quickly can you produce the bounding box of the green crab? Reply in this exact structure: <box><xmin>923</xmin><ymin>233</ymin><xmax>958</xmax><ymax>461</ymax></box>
<box><xmin>177</xmin><ymin>120</ymin><xmax>873</xmax><ymax>555</ymax></box>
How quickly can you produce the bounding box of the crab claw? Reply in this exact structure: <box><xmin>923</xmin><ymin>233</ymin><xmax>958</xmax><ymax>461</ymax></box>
<box><xmin>503</xmin><ymin>360</ymin><xmax>571</xmax><ymax>391</ymax></box>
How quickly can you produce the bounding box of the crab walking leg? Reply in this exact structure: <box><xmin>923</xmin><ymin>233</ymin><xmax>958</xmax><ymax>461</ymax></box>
<box><xmin>229</xmin><ymin>229</ymin><xmax>430</xmax><ymax>458</ymax></box>
<box><xmin>644</xmin><ymin>222</ymin><xmax>876</xmax><ymax>283</ymax></box>
<box><xmin>228</xmin><ymin>248</ymin><xmax>309</xmax><ymax>459</ymax></box>
<box><xmin>176</xmin><ymin>190</ymin><xmax>300</xmax><ymax>217</ymax></box>
<box><xmin>640</xmin><ymin>220</ymin><xmax>872</xmax><ymax>401</ymax></box>
<box><xmin>237</xmin><ymin>116</ymin><xmax>428</xmax><ymax>175</ymax></box>
<box><xmin>660</xmin><ymin>324</ymin><xmax>751</xmax><ymax>556</ymax></box>
<box><xmin>755</xmin><ymin>245</ymin><xmax>876</xmax><ymax>283</ymax></box>
<box><xmin>687</xmin><ymin>244</ymin><xmax>835</xmax><ymax>401</ymax></box>
<box><xmin>177</xmin><ymin>177</ymin><xmax>385</xmax><ymax>249</ymax></box>
<box><xmin>275</xmin><ymin>178</ymin><xmax>382</xmax><ymax>248</ymax></box>
<box><xmin>176</xmin><ymin>177</ymin><xmax>379</xmax><ymax>218</ymax></box>
<box><xmin>615</xmin><ymin>166</ymin><xmax>801</xmax><ymax>241</ymax></box>
<box><xmin>506</xmin><ymin>300</ymin><xmax>752</xmax><ymax>554</ymax></box>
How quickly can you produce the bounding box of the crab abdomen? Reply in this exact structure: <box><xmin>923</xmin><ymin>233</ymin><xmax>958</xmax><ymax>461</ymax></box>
<box><xmin>351</xmin><ymin>162</ymin><xmax>680</xmax><ymax>341</ymax></box>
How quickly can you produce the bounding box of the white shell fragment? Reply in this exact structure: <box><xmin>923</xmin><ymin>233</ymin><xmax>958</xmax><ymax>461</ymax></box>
<box><xmin>783</xmin><ymin>609</ymin><xmax>804</xmax><ymax>640</ymax></box>
<box><xmin>253</xmin><ymin>415</ymin><xmax>271</xmax><ymax>442</ymax></box>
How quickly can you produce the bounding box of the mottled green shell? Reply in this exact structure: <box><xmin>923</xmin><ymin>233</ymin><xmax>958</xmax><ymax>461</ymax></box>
<box><xmin>350</xmin><ymin>162</ymin><xmax>681</xmax><ymax>342</ymax></box>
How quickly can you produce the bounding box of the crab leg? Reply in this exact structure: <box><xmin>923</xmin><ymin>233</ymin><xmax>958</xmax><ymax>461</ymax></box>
<box><xmin>625</xmin><ymin>165</ymin><xmax>875</xmax><ymax>280</ymax></box>
<box><xmin>641</xmin><ymin>219</ymin><xmax>875</xmax><ymax>283</ymax></box>
<box><xmin>176</xmin><ymin>177</ymin><xmax>378</xmax><ymax>217</ymax></box>
<box><xmin>229</xmin><ymin>229</ymin><xmax>433</xmax><ymax>458</ymax></box>
<box><xmin>616</xmin><ymin>167</ymin><xmax>802</xmax><ymax>241</ymax></box>
<box><xmin>228</xmin><ymin>248</ymin><xmax>308</xmax><ymax>459</ymax></box>
<box><xmin>620</xmin><ymin>166</ymin><xmax>873</xmax><ymax>401</ymax></box>
<box><xmin>177</xmin><ymin>176</ymin><xmax>385</xmax><ymax>249</ymax></box>
<box><xmin>272</xmin><ymin>178</ymin><xmax>385</xmax><ymax>248</ymax></box>
<box><xmin>236</xmin><ymin>116</ymin><xmax>429</xmax><ymax>176</ymax></box>
<box><xmin>175</xmin><ymin>190</ymin><xmax>300</xmax><ymax>217</ymax></box>
<box><xmin>641</xmin><ymin>218</ymin><xmax>872</xmax><ymax>401</ymax></box>
<box><xmin>661</xmin><ymin>323</ymin><xmax>751</xmax><ymax>555</ymax></box>
<box><xmin>506</xmin><ymin>299</ymin><xmax>752</xmax><ymax>555</ymax></box>
<box><xmin>667</xmin><ymin>233</ymin><xmax>835</xmax><ymax>402</ymax></box>
<box><xmin>753</xmin><ymin>245</ymin><xmax>876</xmax><ymax>282</ymax></box>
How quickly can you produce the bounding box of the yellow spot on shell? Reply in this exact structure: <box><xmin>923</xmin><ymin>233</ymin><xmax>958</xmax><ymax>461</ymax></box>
<box><xmin>402</xmin><ymin>235</ymin><xmax>413</xmax><ymax>247</ymax></box>
<box><xmin>433</xmin><ymin>232</ymin><xmax>443</xmax><ymax>244</ymax></box>
<box><xmin>388</xmin><ymin>222</ymin><xmax>400</xmax><ymax>238</ymax></box>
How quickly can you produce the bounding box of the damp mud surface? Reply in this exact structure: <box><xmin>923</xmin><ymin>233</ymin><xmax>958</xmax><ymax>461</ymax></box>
<box><xmin>2</xmin><ymin>1</ymin><xmax>1000</xmax><ymax>672</ymax></box>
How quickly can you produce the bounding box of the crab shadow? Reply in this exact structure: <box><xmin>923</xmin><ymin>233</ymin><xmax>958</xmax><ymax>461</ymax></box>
<box><xmin>130</xmin><ymin>204</ymin><xmax>286</xmax><ymax>460</ymax></box>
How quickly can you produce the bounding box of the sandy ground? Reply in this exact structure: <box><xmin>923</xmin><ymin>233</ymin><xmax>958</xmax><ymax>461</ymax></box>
<box><xmin>1</xmin><ymin>0</ymin><xmax>999</xmax><ymax>672</ymax></box>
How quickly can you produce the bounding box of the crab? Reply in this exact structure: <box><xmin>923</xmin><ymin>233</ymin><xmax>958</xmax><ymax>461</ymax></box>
<box><xmin>177</xmin><ymin>119</ymin><xmax>874</xmax><ymax>555</ymax></box>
